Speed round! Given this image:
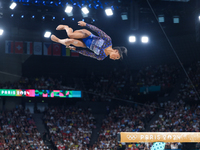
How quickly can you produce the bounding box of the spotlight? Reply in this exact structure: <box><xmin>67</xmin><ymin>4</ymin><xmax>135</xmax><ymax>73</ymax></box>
<box><xmin>173</xmin><ymin>16</ymin><xmax>179</xmax><ymax>23</ymax></box>
<box><xmin>42</xmin><ymin>16</ymin><xmax>45</xmax><ymax>20</ymax></box>
<box><xmin>11</xmin><ymin>14</ymin><xmax>14</xmax><ymax>17</ymax></box>
<box><xmin>10</xmin><ymin>2</ymin><xmax>17</xmax><ymax>10</ymax></box>
<box><xmin>65</xmin><ymin>5</ymin><xmax>73</xmax><ymax>17</ymax></box>
<box><xmin>81</xmin><ymin>7</ymin><xmax>89</xmax><ymax>14</ymax></box>
<box><xmin>65</xmin><ymin>5</ymin><xmax>73</xmax><ymax>13</ymax></box>
<box><xmin>158</xmin><ymin>16</ymin><xmax>164</xmax><ymax>23</ymax></box>
<box><xmin>52</xmin><ymin>16</ymin><xmax>55</xmax><ymax>20</ymax></box>
<box><xmin>199</xmin><ymin>16</ymin><xmax>200</xmax><ymax>20</ymax></box>
<box><xmin>105</xmin><ymin>8</ymin><xmax>113</xmax><ymax>16</ymax></box>
<box><xmin>63</xmin><ymin>18</ymin><xmax>65</xmax><ymax>21</ymax></box>
<box><xmin>129</xmin><ymin>36</ymin><xmax>136</xmax><ymax>43</ymax></box>
<box><xmin>72</xmin><ymin>18</ymin><xmax>74</xmax><ymax>21</ymax></box>
<box><xmin>0</xmin><ymin>29</ymin><xmax>3</xmax><ymax>35</ymax></box>
<box><xmin>44</xmin><ymin>31</ymin><xmax>51</xmax><ymax>38</ymax></box>
<box><xmin>32</xmin><ymin>15</ymin><xmax>35</xmax><ymax>19</ymax></box>
<box><xmin>141</xmin><ymin>36</ymin><xmax>149</xmax><ymax>43</ymax></box>
<box><xmin>82</xmin><ymin>19</ymin><xmax>84</xmax><ymax>21</ymax></box>
<box><xmin>21</xmin><ymin>15</ymin><xmax>24</xmax><ymax>18</ymax></box>
<box><xmin>121</xmin><ymin>12</ymin><xmax>128</xmax><ymax>20</ymax></box>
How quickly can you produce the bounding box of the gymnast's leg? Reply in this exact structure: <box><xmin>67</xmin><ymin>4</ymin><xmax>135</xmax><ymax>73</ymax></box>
<box><xmin>51</xmin><ymin>35</ymin><xmax>86</xmax><ymax>49</ymax></box>
<box><xmin>56</xmin><ymin>25</ymin><xmax>91</xmax><ymax>39</ymax></box>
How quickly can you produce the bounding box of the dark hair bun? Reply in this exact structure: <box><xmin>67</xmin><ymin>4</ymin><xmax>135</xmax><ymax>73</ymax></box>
<box><xmin>120</xmin><ymin>47</ymin><xmax>128</xmax><ymax>56</ymax></box>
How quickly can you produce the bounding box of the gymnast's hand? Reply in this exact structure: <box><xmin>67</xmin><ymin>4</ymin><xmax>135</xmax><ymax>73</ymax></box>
<box><xmin>78</xmin><ymin>21</ymin><xmax>86</xmax><ymax>27</ymax></box>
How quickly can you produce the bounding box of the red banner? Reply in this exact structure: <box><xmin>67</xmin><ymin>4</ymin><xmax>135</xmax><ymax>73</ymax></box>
<box><xmin>15</xmin><ymin>41</ymin><xmax>23</xmax><ymax>54</ymax></box>
<box><xmin>53</xmin><ymin>43</ymin><xmax>61</xmax><ymax>56</ymax></box>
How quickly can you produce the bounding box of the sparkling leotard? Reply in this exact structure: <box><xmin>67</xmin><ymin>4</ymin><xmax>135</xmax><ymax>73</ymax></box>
<box><xmin>75</xmin><ymin>24</ymin><xmax>112</xmax><ymax>60</ymax></box>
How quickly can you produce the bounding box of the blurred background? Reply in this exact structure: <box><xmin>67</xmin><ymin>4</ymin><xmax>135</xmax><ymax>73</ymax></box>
<box><xmin>0</xmin><ymin>0</ymin><xmax>199</xmax><ymax>149</ymax></box>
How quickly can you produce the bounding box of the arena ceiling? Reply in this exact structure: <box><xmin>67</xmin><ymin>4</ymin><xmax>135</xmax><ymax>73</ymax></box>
<box><xmin>0</xmin><ymin>0</ymin><xmax>200</xmax><ymax>69</ymax></box>
<box><xmin>0</xmin><ymin>0</ymin><xmax>197</xmax><ymax>37</ymax></box>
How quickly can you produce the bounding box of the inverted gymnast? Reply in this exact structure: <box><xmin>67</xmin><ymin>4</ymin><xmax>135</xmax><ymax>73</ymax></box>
<box><xmin>51</xmin><ymin>21</ymin><xmax>127</xmax><ymax>61</ymax></box>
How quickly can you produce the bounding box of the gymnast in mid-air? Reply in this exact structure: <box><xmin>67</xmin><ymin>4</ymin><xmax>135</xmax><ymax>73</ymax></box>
<box><xmin>51</xmin><ymin>21</ymin><xmax>127</xmax><ymax>61</ymax></box>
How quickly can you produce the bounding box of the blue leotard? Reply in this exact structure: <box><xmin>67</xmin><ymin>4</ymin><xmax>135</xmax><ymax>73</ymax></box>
<box><xmin>74</xmin><ymin>24</ymin><xmax>112</xmax><ymax>61</ymax></box>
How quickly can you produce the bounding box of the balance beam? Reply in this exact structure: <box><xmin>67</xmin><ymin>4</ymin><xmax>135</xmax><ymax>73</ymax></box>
<box><xmin>117</xmin><ymin>132</ymin><xmax>200</xmax><ymax>143</ymax></box>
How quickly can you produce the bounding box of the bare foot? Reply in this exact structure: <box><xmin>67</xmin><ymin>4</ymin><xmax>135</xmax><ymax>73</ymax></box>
<box><xmin>51</xmin><ymin>35</ymin><xmax>59</xmax><ymax>43</ymax></box>
<box><xmin>56</xmin><ymin>25</ymin><xmax>69</xmax><ymax>30</ymax></box>
<box><xmin>51</xmin><ymin>35</ymin><xmax>70</xmax><ymax>47</ymax></box>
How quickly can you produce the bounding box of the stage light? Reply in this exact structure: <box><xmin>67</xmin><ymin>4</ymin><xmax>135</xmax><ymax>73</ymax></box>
<box><xmin>32</xmin><ymin>15</ymin><xmax>35</xmax><ymax>19</ymax></box>
<box><xmin>44</xmin><ymin>31</ymin><xmax>51</xmax><ymax>38</ymax></box>
<box><xmin>52</xmin><ymin>16</ymin><xmax>55</xmax><ymax>20</ymax></box>
<box><xmin>10</xmin><ymin>2</ymin><xmax>17</xmax><ymax>10</ymax></box>
<box><xmin>65</xmin><ymin>5</ymin><xmax>73</xmax><ymax>13</ymax></box>
<box><xmin>121</xmin><ymin>12</ymin><xmax>128</xmax><ymax>20</ymax></box>
<box><xmin>105</xmin><ymin>8</ymin><xmax>113</xmax><ymax>16</ymax></box>
<box><xmin>42</xmin><ymin>16</ymin><xmax>45</xmax><ymax>20</ymax></box>
<box><xmin>158</xmin><ymin>16</ymin><xmax>164</xmax><ymax>22</ymax></box>
<box><xmin>141</xmin><ymin>36</ymin><xmax>149</xmax><ymax>43</ymax></box>
<box><xmin>129</xmin><ymin>36</ymin><xmax>136</xmax><ymax>43</ymax></box>
<box><xmin>198</xmin><ymin>16</ymin><xmax>200</xmax><ymax>21</ymax></box>
<box><xmin>173</xmin><ymin>16</ymin><xmax>179</xmax><ymax>23</ymax></box>
<box><xmin>0</xmin><ymin>29</ymin><xmax>3</xmax><ymax>35</ymax></box>
<box><xmin>82</xmin><ymin>19</ymin><xmax>84</xmax><ymax>21</ymax></box>
<box><xmin>81</xmin><ymin>7</ymin><xmax>89</xmax><ymax>14</ymax></box>
<box><xmin>21</xmin><ymin>15</ymin><xmax>24</xmax><ymax>18</ymax></box>
<box><xmin>72</xmin><ymin>18</ymin><xmax>74</xmax><ymax>21</ymax></box>
<box><xmin>93</xmin><ymin>19</ymin><xmax>95</xmax><ymax>22</ymax></box>
<box><xmin>65</xmin><ymin>5</ymin><xmax>73</xmax><ymax>17</ymax></box>
<box><xmin>63</xmin><ymin>18</ymin><xmax>65</xmax><ymax>20</ymax></box>
<box><xmin>11</xmin><ymin>14</ymin><xmax>14</xmax><ymax>17</ymax></box>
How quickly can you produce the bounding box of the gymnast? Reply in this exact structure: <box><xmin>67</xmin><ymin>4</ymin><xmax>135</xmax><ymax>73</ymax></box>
<box><xmin>51</xmin><ymin>21</ymin><xmax>127</xmax><ymax>60</ymax></box>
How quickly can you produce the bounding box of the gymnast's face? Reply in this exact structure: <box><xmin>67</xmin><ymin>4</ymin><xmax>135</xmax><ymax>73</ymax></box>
<box><xmin>110</xmin><ymin>50</ymin><xmax>120</xmax><ymax>60</ymax></box>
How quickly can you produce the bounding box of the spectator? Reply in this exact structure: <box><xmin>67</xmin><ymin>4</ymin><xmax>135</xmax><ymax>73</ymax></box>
<box><xmin>96</xmin><ymin>102</ymin><xmax>158</xmax><ymax>149</ymax></box>
<box><xmin>0</xmin><ymin>106</ymin><xmax>49</xmax><ymax>149</ymax></box>
<box><xmin>43</xmin><ymin>106</ymin><xmax>96</xmax><ymax>150</ymax></box>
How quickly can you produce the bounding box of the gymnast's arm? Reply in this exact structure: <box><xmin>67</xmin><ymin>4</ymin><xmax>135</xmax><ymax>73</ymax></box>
<box><xmin>69</xmin><ymin>47</ymin><xmax>105</xmax><ymax>61</ymax></box>
<box><xmin>76</xmin><ymin>50</ymin><xmax>105</xmax><ymax>61</ymax></box>
<box><xmin>86</xmin><ymin>23</ymin><xmax>111</xmax><ymax>41</ymax></box>
<box><xmin>78</xmin><ymin>21</ymin><xmax>111</xmax><ymax>41</ymax></box>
